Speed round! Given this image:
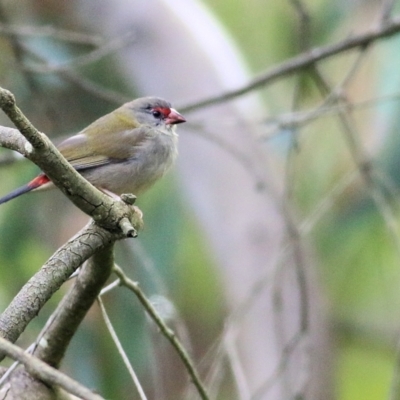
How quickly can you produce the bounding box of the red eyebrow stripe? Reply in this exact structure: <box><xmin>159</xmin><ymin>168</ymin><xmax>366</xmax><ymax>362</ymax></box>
<box><xmin>153</xmin><ymin>107</ymin><xmax>171</xmax><ymax>117</ymax></box>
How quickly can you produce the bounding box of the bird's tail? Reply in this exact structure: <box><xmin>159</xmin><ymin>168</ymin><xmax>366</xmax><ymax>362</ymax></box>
<box><xmin>0</xmin><ymin>174</ymin><xmax>50</xmax><ymax>205</ymax></box>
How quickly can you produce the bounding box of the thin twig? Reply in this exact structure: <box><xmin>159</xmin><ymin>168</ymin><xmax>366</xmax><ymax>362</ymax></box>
<box><xmin>16</xmin><ymin>41</ymin><xmax>130</xmax><ymax>104</ymax></box>
<box><xmin>24</xmin><ymin>31</ymin><xmax>136</xmax><ymax>74</ymax></box>
<box><xmin>113</xmin><ymin>265</ymin><xmax>210</xmax><ymax>400</ymax></box>
<box><xmin>181</xmin><ymin>15</ymin><xmax>400</xmax><ymax>112</ymax></box>
<box><xmin>250</xmin><ymin>332</ymin><xmax>304</xmax><ymax>400</ymax></box>
<box><xmin>186</xmin><ymin>124</ymin><xmax>267</xmax><ymax>192</ymax></box>
<box><xmin>274</xmin><ymin>3</ymin><xmax>314</xmax><ymax>396</ymax></box>
<box><xmin>313</xmin><ymin>52</ymin><xmax>400</xmax><ymax>260</ymax></box>
<box><xmin>97</xmin><ymin>296</ymin><xmax>148</xmax><ymax>400</ymax></box>
<box><xmin>99</xmin><ymin>279</ymin><xmax>121</xmax><ymax>296</ymax></box>
<box><xmin>0</xmin><ymin>343</ymin><xmax>35</xmax><ymax>388</ymax></box>
<box><xmin>224</xmin><ymin>329</ymin><xmax>251</xmax><ymax>400</ymax></box>
<box><xmin>299</xmin><ymin>170</ymin><xmax>359</xmax><ymax>235</ymax></box>
<box><xmin>0</xmin><ymin>23</ymin><xmax>103</xmax><ymax>45</ymax></box>
<box><xmin>262</xmin><ymin>91</ymin><xmax>400</xmax><ymax>140</ymax></box>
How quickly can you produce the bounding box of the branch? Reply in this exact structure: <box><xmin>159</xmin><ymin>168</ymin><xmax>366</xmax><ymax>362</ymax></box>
<box><xmin>0</xmin><ymin>126</ymin><xmax>29</xmax><ymax>154</ymax></box>
<box><xmin>97</xmin><ymin>297</ymin><xmax>148</xmax><ymax>400</ymax></box>
<box><xmin>33</xmin><ymin>244</ymin><xmax>115</xmax><ymax>368</ymax></box>
<box><xmin>0</xmin><ymin>221</ymin><xmax>120</xmax><ymax>352</ymax></box>
<box><xmin>0</xmin><ymin>336</ymin><xmax>104</xmax><ymax>400</ymax></box>
<box><xmin>23</xmin><ymin>31</ymin><xmax>136</xmax><ymax>74</ymax></box>
<box><xmin>181</xmin><ymin>15</ymin><xmax>400</xmax><ymax>112</ymax></box>
<box><xmin>113</xmin><ymin>265</ymin><xmax>210</xmax><ymax>400</ymax></box>
<box><xmin>15</xmin><ymin>42</ymin><xmax>129</xmax><ymax>105</ymax></box>
<box><xmin>0</xmin><ymin>23</ymin><xmax>103</xmax><ymax>45</ymax></box>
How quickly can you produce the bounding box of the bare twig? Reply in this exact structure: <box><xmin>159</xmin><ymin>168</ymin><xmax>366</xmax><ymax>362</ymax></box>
<box><xmin>112</xmin><ymin>265</ymin><xmax>210</xmax><ymax>400</ymax></box>
<box><xmin>23</xmin><ymin>31</ymin><xmax>136</xmax><ymax>74</ymax></box>
<box><xmin>224</xmin><ymin>329</ymin><xmax>250</xmax><ymax>400</ymax></box>
<box><xmin>250</xmin><ymin>332</ymin><xmax>304</xmax><ymax>400</ymax></box>
<box><xmin>181</xmin><ymin>15</ymin><xmax>400</xmax><ymax>112</ymax></box>
<box><xmin>274</xmin><ymin>3</ymin><xmax>314</xmax><ymax>397</ymax></box>
<box><xmin>24</xmin><ymin>39</ymin><xmax>130</xmax><ymax>104</ymax></box>
<box><xmin>0</xmin><ymin>23</ymin><xmax>103</xmax><ymax>45</ymax></box>
<box><xmin>299</xmin><ymin>170</ymin><xmax>359</xmax><ymax>235</ymax></box>
<box><xmin>307</xmin><ymin>45</ymin><xmax>400</xmax><ymax>260</ymax></box>
<box><xmin>0</xmin><ymin>343</ymin><xmax>36</xmax><ymax>388</ymax></box>
<box><xmin>0</xmin><ymin>5</ymin><xmax>55</xmax><ymax>118</ymax></box>
<box><xmin>99</xmin><ymin>279</ymin><xmax>121</xmax><ymax>296</ymax></box>
<box><xmin>186</xmin><ymin>124</ymin><xmax>267</xmax><ymax>191</ymax></box>
<box><xmin>262</xmin><ymin>91</ymin><xmax>400</xmax><ymax>140</ymax></box>
<box><xmin>57</xmin><ymin>68</ymin><xmax>130</xmax><ymax>104</ymax></box>
<box><xmin>0</xmin><ymin>337</ymin><xmax>104</xmax><ymax>400</ymax></box>
<box><xmin>97</xmin><ymin>297</ymin><xmax>148</xmax><ymax>400</ymax></box>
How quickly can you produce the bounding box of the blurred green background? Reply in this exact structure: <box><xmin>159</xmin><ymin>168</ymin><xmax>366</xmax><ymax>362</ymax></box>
<box><xmin>1</xmin><ymin>0</ymin><xmax>400</xmax><ymax>399</ymax></box>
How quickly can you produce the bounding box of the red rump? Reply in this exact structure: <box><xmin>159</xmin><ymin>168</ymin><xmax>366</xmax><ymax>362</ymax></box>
<box><xmin>0</xmin><ymin>173</ymin><xmax>50</xmax><ymax>205</ymax></box>
<box><xmin>28</xmin><ymin>174</ymin><xmax>50</xmax><ymax>189</ymax></box>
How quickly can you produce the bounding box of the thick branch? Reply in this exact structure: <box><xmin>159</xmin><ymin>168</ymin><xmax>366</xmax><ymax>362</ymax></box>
<box><xmin>34</xmin><ymin>244</ymin><xmax>115</xmax><ymax>367</ymax></box>
<box><xmin>181</xmin><ymin>14</ymin><xmax>400</xmax><ymax>112</ymax></box>
<box><xmin>0</xmin><ymin>221</ymin><xmax>120</xmax><ymax>354</ymax></box>
<box><xmin>0</xmin><ymin>337</ymin><xmax>104</xmax><ymax>400</ymax></box>
<box><xmin>0</xmin><ymin>126</ymin><xmax>28</xmax><ymax>154</ymax></box>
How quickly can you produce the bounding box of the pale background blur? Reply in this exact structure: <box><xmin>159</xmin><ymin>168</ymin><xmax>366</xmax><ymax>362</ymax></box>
<box><xmin>1</xmin><ymin>0</ymin><xmax>400</xmax><ymax>399</ymax></box>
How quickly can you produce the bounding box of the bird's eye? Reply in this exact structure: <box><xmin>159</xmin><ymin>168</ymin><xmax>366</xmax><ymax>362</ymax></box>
<box><xmin>152</xmin><ymin>110</ymin><xmax>162</xmax><ymax>119</ymax></box>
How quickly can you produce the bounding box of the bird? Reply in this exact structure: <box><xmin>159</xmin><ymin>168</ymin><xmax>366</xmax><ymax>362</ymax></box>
<box><xmin>0</xmin><ymin>96</ymin><xmax>186</xmax><ymax>205</ymax></box>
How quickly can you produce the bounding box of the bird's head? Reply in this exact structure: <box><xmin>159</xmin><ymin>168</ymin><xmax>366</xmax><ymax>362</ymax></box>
<box><xmin>129</xmin><ymin>97</ymin><xmax>186</xmax><ymax>129</ymax></box>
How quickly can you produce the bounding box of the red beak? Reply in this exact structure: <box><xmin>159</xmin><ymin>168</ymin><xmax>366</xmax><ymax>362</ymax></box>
<box><xmin>166</xmin><ymin>108</ymin><xmax>186</xmax><ymax>125</ymax></box>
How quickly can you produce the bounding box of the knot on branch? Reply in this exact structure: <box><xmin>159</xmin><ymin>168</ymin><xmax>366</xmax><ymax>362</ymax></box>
<box><xmin>118</xmin><ymin>204</ymin><xmax>143</xmax><ymax>238</ymax></box>
<box><xmin>119</xmin><ymin>194</ymin><xmax>142</xmax><ymax>237</ymax></box>
<box><xmin>91</xmin><ymin>196</ymin><xmax>143</xmax><ymax>238</ymax></box>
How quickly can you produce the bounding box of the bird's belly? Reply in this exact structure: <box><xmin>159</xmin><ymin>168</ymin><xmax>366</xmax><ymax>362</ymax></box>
<box><xmin>81</xmin><ymin>155</ymin><xmax>174</xmax><ymax>195</ymax></box>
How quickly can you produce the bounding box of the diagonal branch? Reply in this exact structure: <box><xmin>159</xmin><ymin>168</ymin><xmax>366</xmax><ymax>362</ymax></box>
<box><xmin>181</xmin><ymin>14</ymin><xmax>400</xmax><ymax>112</ymax></box>
<box><xmin>33</xmin><ymin>244</ymin><xmax>115</xmax><ymax>368</ymax></box>
<box><xmin>0</xmin><ymin>221</ymin><xmax>120</xmax><ymax>354</ymax></box>
<box><xmin>23</xmin><ymin>31</ymin><xmax>136</xmax><ymax>74</ymax></box>
<box><xmin>0</xmin><ymin>336</ymin><xmax>104</xmax><ymax>400</ymax></box>
<box><xmin>113</xmin><ymin>265</ymin><xmax>210</xmax><ymax>400</ymax></box>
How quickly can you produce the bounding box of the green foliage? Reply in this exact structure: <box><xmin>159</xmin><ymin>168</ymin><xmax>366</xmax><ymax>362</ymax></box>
<box><xmin>337</xmin><ymin>340</ymin><xmax>393</xmax><ymax>400</ymax></box>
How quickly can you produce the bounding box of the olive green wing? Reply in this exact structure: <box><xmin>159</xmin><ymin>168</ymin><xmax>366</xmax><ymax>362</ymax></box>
<box><xmin>57</xmin><ymin>123</ymin><xmax>153</xmax><ymax>171</ymax></box>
